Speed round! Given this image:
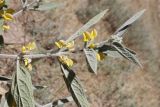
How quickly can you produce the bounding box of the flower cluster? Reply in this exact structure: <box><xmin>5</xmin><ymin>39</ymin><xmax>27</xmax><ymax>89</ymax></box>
<box><xmin>83</xmin><ymin>29</ymin><xmax>97</xmax><ymax>42</ymax></box>
<box><xmin>21</xmin><ymin>42</ymin><xmax>37</xmax><ymax>71</ymax></box>
<box><xmin>83</xmin><ymin>29</ymin><xmax>105</xmax><ymax>61</ymax></box>
<box><xmin>55</xmin><ymin>40</ymin><xmax>74</xmax><ymax>51</ymax></box>
<box><xmin>55</xmin><ymin>40</ymin><xmax>74</xmax><ymax>67</ymax></box>
<box><xmin>58</xmin><ymin>56</ymin><xmax>74</xmax><ymax>68</ymax></box>
<box><xmin>0</xmin><ymin>0</ymin><xmax>14</xmax><ymax>31</ymax></box>
<box><xmin>22</xmin><ymin>42</ymin><xmax>37</xmax><ymax>53</ymax></box>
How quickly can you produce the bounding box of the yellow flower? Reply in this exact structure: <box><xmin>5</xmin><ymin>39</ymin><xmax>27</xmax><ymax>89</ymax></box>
<box><xmin>21</xmin><ymin>42</ymin><xmax>36</xmax><ymax>53</ymax></box>
<box><xmin>21</xmin><ymin>46</ymin><xmax>26</xmax><ymax>53</ymax></box>
<box><xmin>2</xmin><ymin>25</ymin><xmax>10</xmax><ymax>30</ymax></box>
<box><xmin>6</xmin><ymin>9</ymin><xmax>15</xmax><ymax>14</ymax></box>
<box><xmin>21</xmin><ymin>43</ymin><xmax>35</xmax><ymax>71</ymax></box>
<box><xmin>0</xmin><ymin>9</ymin><xmax>14</xmax><ymax>21</ymax></box>
<box><xmin>24</xmin><ymin>58</ymin><xmax>31</xmax><ymax>66</ymax></box>
<box><xmin>1</xmin><ymin>12</ymin><xmax>13</xmax><ymax>21</ymax></box>
<box><xmin>66</xmin><ymin>41</ymin><xmax>74</xmax><ymax>49</ymax></box>
<box><xmin>55</xmin><ymin>40</ymin><xmax>74</xmax><ymax>50</ymax></box>
<box><xmin>83</xmin><ymin>31</ymin><xmax>91</xmax><ymax>42</ymax></box>
<box><xmin>59</xmin><ymin>56</ymin><xmax>74</xmax><ymax>67</ymax></box>
<box><xmin>89</xmin><ymin>43</ymin><xmax>96</xmax><ymax>48</ymax></box>
<box><xmin>24</xmin><ymin>58</ymin><xmax>32</xmax><ymax>71</ymax></box>
<box><xmin>0</xmin><ymin>0</ymin><xmax>4</xmax><ymax>6</ymax></box>
<box><xmin>90</xmin><ymin>29</ymin><xmax>97</xmax><ymax>40</ymax></box>
<box><xmin>96</xmin><ymin>52</ymin><xmax>105</xmax><ymax>61</ymax></box>
<box><xmin>26</xmin><ymin>42</ymin><xmax>37</xmax><ymax>51</ymax></box>
<box><xmin>83</xmin><ymin>29</ymin><xmax>97</xmax><ymax>42</ymax></box>
<box><xmin>55</xmin><ymin>40</ymin><xmax>65</xmax><ymax>48</ymax></box>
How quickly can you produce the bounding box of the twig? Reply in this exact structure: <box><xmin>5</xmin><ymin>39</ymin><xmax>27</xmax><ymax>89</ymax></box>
<box><xmin>23</xmin><ymin>52</ymin><xmax>69</xmax><ymax>59</ymax></box>
<box><xmin>0</xmin><ymin>52</ymin><xmax>69</xmax><ymax>59</ymax></box>
<box><xmin>13</xmin><ymin>0</ymin><xmax>38</xmax><ymax>17</ymax></box>
<box><xmin>0</xmin><ymin>54</ymin><xmax>18</xmax><ymax>59</ymax></box>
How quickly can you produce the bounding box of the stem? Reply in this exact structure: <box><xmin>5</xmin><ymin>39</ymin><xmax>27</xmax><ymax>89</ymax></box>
<box><xmin>23</xmin><ymin>52</ymin><xmax>68</xmax><ymax>59</ymax></box>
<box><xmin>0</xmin><ymin>52</ymin><xmax>69</xmax><ymax>59</ymax></box>
<box><xmin>0</xmin><ymin>54</ymin><xmax>18</xmax><ymax>59</ymax></box>
<box><xmin>13</xmin><ymin>0</ymin><xmax>38</xmax><ymax>17</ymax></box>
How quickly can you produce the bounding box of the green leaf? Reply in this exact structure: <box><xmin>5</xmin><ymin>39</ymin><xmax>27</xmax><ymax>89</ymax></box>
<box><xmin>60</xmin><ymin>64</ymin><xmax>90</xmax><ymax>107</ymax></box>
<box><xmin>84</xmin><ymin>49</ymin><xmax>98</xmax><ymax>74</ymax></box>
<box><xmin>32</xmin><ymin>2</ymin><xmax>63</xmax><ymax>11</ymax></box>
<box><xmin>11</xmin><ymin>59</ymin><xmax>35</xmax><ymax>107</ymax></box>
<box><xmin>66</xmin><ymin>9</ymin><xmax>108</xmax><ymax>43</ymax></box>
<box><xmin>112</xmin><ymin>42</ymin><xmax>142</xmax><ymax>67</ymax></box>
<box><xmin>98</xmin><ymin>44</ymin><xmax>122</xmax><ymax>58</ymax></box>
<box><xmin>104</xmin><ymin>50</ymin><xmax>122</xmax><ymax>58</ymax></box>
<box><xmin>125</xmin><ymin>47</ymin><xmax>136</xmax><ymax>55</ymax></box>
<box><xmin>114</xmin><ymin>9</ymin><xmax>146</xmax><ymax>37</ymax></box>
<box><xmin>98</xmin><ymin>43</ymin><xmax>136</xmax><ymax>58</ymax></box>
<box><xmin>0</xmin><ymin>19</ymin><xmax>4</xmax><ymax>35</ymax></box>
<box><xmin>96</xmin><ymin>9</ymin><xmax>145</xmax><ymax>46</ymax></box>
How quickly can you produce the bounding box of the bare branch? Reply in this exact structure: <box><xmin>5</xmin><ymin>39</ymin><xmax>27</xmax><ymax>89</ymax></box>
<box><xmin>13</xmin><ymin>0</ymin><xmax>38</xmax><ymax>17</ymax></box>
<box><xmin>0</xmin><ymin>52</ymin><xmax>69</xmax><ymax>59</ymax></box>
<box><xmin>0</xmin><ymin>54</ymin><xmax>18</xmax><ymax>59</ymax></box>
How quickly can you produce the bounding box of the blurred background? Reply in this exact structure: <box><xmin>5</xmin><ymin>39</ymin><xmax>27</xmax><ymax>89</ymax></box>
<box><xmin>1</xmin><ymin>0</ymin><xmax>160</xmax><ymax>107</ymax></box>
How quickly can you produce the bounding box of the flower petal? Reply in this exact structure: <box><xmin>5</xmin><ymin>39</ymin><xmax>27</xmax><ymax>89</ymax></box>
<box><xmin>96</xmin><ymin>52</ymin><xmax>105</xmax><ymax>61</ymax></box>
<box><xmin>55</xmin><ymin>40</ymin><xmax>65</xmax><ymax>48</ymax></box>
<box><xmin>22</xmin><ymin>46</ymin><xmax>26</xmax><ymax>53</ymax></box>
<box><xmin>90</xmin><ymin>29</ymin><xmax>97</xmax><ymax>40</ymax></box>
<box><xmin>2</xmin><ymin>13</ymin><xmax>13</xmax><ymax>21</ymax></box>
<box><xmin>2</xmin><ymin>25</ymin><xmax>10</xmax><ymax>30</ymax></box>
<box><xmin>89</xmin><ymin>43</ymin><xmax>96</xmax><ymax>48</ymax></box>
<box><xmin>83</xmin><ymin>32</ymin><xmax>90</xmax><ymax>42</ymax></box>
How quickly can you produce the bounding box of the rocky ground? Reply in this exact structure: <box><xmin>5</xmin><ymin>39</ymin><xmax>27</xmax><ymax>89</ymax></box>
<box><xmin>0</xmin><ymin>0</ymin><xmax>160</xmax><ymax>107</ymax></box>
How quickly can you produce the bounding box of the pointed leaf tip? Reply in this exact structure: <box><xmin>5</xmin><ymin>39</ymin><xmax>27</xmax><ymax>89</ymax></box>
<box><xmin>66</xmin><ymin>9</ymin><xmax>108</xmax><ymax>43</ymax></box>
<box><xmin>114</xmin><ymin>9</ymin><xmax>146</xmax><ymax>37</ymax></box>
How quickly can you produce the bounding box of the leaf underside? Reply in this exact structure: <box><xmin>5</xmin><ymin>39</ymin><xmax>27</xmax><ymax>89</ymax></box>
<box><xmin>11</xmin><ymin>63</ymin><xmax>35</xmax><ymax>107</ymax></box>
<box><xmin>112</xmin><ymin>42</ymin><xmax>142</xmax><ymax>67</ymax></box>
<box><xmin>60</xmin><ymin>64</ymin><xmax>90</xmax><ymax>107</ymax></box>
<box><xmin>66</xmin><ymin>9</ymin><xmax>108</xmax><ymax>43</ymax></box>
<box><xmin>84</xmin><ymin>49</ymin><xmax>98</xmax><ymax>74</ymax></box>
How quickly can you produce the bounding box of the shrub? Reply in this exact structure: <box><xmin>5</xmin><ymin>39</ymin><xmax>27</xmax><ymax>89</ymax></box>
<box><xmin>0</xmin><ymin>0</ymin><xmax>145</xmax><ymax>107</ymax></box>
